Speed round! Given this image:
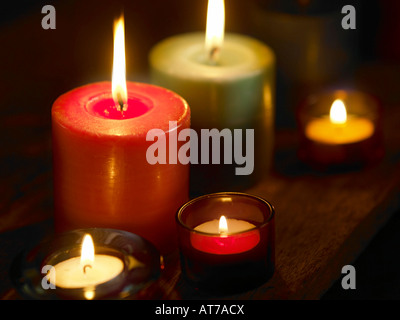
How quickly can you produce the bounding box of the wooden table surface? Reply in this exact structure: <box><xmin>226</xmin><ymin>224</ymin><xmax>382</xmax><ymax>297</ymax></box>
<box><xmin>1</xmin><ymin>1</ymin><xmax>400</xmax><ymax>300</ymax></box>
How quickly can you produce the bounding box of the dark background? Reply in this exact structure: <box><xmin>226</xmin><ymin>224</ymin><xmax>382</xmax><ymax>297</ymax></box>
<box><xmin>1</xmin><ymin>0</ymin><xmax>399</xmax><ymax>120</ymax></box>
<box><xmin>0</xmin><ymin>0</ymin><xmax>399</xmax><ymax>299</ymax></box>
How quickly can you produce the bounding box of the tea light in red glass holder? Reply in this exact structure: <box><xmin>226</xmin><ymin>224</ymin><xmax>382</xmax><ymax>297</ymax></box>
<box><xmin>191</xmin><ymin>215</ymin><xmax>261</xmax><ymax>255</ymax></box>
<box><xmin>176</xmin><ymin>192</ymin><xmax>275</xmax><ymax>294</ymax></box>
<box><xmin>297</xmin><ymin>89</ymin><xmax>384</xmax><ymax>170</ymax></box>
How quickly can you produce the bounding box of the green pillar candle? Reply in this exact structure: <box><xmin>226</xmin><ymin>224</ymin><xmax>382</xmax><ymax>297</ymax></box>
<box><xmin>149</xmin><ymin>32</ymin><xmax>275</xmax><ymax>195</ymax></box>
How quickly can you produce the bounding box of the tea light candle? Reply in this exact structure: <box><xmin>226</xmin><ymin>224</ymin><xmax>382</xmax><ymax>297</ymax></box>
<box><xmin>176</xmin><ymin>192</ymin><xmax>275</xmax><ymax>294</ymax></box>
<box><xmin>150</xmin><ymin>0</ymin><xmax>275</xmax><ymax>194</ymax></box>
<box><xmin>305</xmin><ymin>99</ymin><xmax>374</xmax><ymax>145</ymax></box>
<box><xmin>51</xmin><ymin>234</ymin><xmax>124</xmax><ymax>289</ymax></box>
<box><xmin>11</xmin><ymin>228</ymin><xmax>162</xmax><ymax>300</ymax></box>
<box><xmin>191</xmin><ymin>215</ymin><xmax>260</xmax><ymax>255</ymax></box>
<box><xmin>297</xmin><ymin>90</ymin><xmax>384</xmax><ymax>169</ymax></box>
<box><xmin>52</xmin><ymin>16</ymin><xmax>190</xmax><ymax>253</ymax></box>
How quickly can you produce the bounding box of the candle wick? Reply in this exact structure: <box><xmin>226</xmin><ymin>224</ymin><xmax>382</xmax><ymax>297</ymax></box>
<box><xmin>116</xmin><ymin>92</ymin><xmax>127</xmax><ymax>113</ymax></box>
<box><xmin>83</xmin><ymin>264</ymin><xmax>92</xmax><ymax>274</ymax></box>
<box><xmin>208</xmin><ymin>46</ymin><xmax>220</xmax><ymax>65</ymax></box>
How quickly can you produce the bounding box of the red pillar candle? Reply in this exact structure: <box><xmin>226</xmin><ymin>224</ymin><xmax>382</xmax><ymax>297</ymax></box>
<box><xmin>52</xmin><ymin>81</ymin><xmax>190</xmax><ymax>253</ymax></box>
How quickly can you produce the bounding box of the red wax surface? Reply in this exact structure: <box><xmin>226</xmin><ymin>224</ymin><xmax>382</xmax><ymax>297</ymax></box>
<box><xmin>190</xmin><ymin>230</ymin><xmax>260</xmax><ymax>255</ymax></box>
<box><xmin>86</xmin><ymin>96</ymin><xmax>152</xmax><ymax>119</ymax></box>
<box><xmin>52</xmin><ymin>81</ymin><xmax>190</xmax><ymax>253</ymax></box>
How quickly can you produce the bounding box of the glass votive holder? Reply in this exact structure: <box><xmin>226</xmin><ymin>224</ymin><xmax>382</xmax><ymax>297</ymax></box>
<box><xmin>176</xmin><ymin>192</ymin><xmax>275</xmax><ymax>294</ymax></box>
<box><xmin>297</xmin><ymin>89</ymin><xmax>384</xmax><ymax>170</ymax></box>
<box><xmin>10</xmin><ymin>228</ymin><xmax>162</xmax><ymax>300</ymax></box>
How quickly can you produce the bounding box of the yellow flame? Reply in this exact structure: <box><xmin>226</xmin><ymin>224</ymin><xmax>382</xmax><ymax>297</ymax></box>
<box><xmin>330</xmin><ymin>99</ymin><xmax>347</xmax><ymax>124</ymax></box>
<box><xmin>219</xmin><ymin>215</ymin><xmax>228</xmax><ymax>234</ymax></box>
<box><xmin>80</xmin><ymin>234</ymin><xmax>95</xmax><ymax>268</ymax></box>
<box><xmin>205</xmin><ymin>0</ymin><xmax>225</xmax><ymax>62</ymax></box>
<box><xmin>112</xmin><ymin>15</ymin><xmax>127</xmax><ymax>110</ymax></box>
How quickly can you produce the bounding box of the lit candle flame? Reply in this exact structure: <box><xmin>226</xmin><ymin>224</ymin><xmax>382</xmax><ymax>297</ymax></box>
<box><xmin>112</xmin><ymin>15</ymin><xmax>128</xmax><ymax>112</ymax></box>
<box><xmin>205</xmin><ymin>0</ymin><xmax>225</xmax><ymax>63</ymax></box>
<box><xmin>80</xmin><ymin>234</ymin><xmax>95</xmax><ymax>273</ymax></box>
<box><xmin>330</xmin><ymin>99</ymin><xmax>347</xmax><ymax>125</ymax></box>
<box><xmin>219</xmin><ymin>215</ymin><xmax>228</xmax><ymax>234</ymax></box>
